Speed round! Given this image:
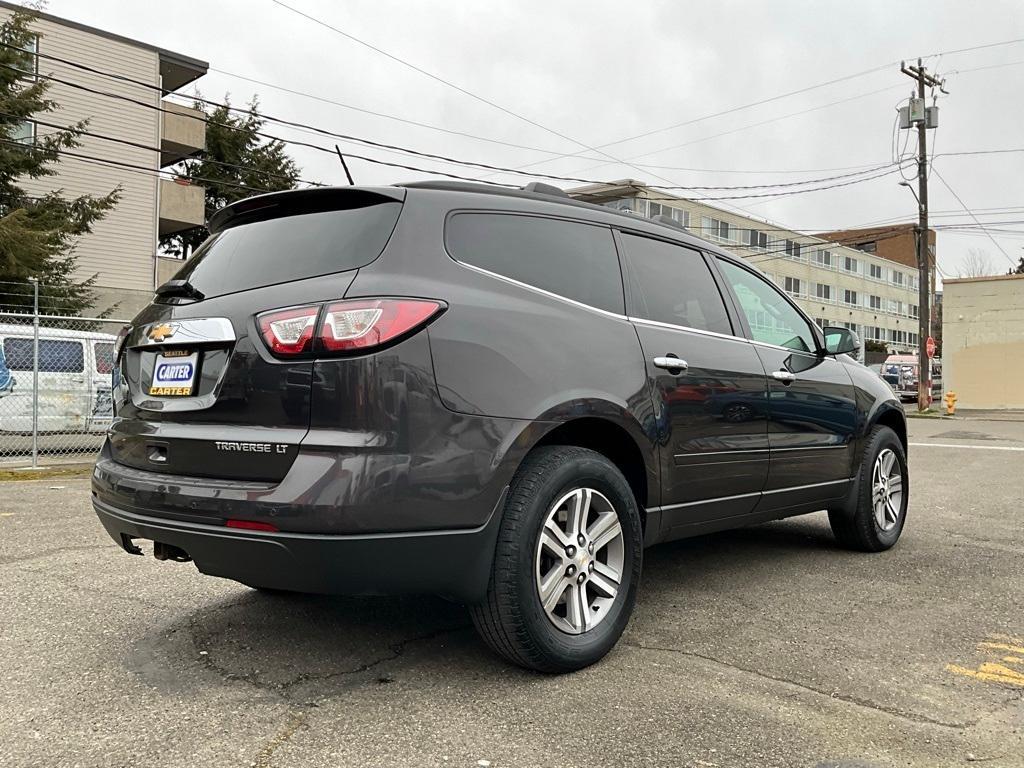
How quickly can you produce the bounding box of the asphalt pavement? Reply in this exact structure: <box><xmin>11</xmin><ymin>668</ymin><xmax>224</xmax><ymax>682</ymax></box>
<box><xmin>1</xmin><ymin>417</ymin><xmax>1022</xmax><ymax>768</ymax></box>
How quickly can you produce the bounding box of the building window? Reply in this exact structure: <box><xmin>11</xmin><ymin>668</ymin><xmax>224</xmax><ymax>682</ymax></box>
<box><xmin>784</xmin><ymin>240</ymin><xmax>802</xmax><ymax>259</ymax></box>
<box><xmin>869</xmin><ymin>295</ymin><xmax>882</xmax><ymax>310</ymax></box>
<box><xmin>784</xmin><ymin>276</ymin><xmax>804</xmax><ymax>297</ymax></box>
<box><xmin>747</xmin><ymin>229</ymin><xmax>768</xmax><ymax>249</ymax></box>
<box><xmin>815</xmin><ymin>283</ymin><xmax>832</xmax><ymax>301</ymax></box>
<box><xmin>602</xmin><ymin>199</ymin><xmax>641</xmax><ymax>214</ymax></box>
<box><xmin>8</xmin><ymin>36</ymin><xmax>38</xmax><ymax>145</ymax></box>
<box><xmin>909</xmin><ymin>274</ymin><xmax>919</xmax><ymax>291</ymax></box>
<box><xmin>843</xmin><ymin>256</ymin><xmax>859</xmax><ymax>273</ymax></box>
<box><xmin>858</xmin><ymin>241</ymin><xmax>877</xmax><ymax>254</ymax></box>
<box><xmin>843</xmin><ymin>321</ymin><xmax>859</xmax><ymax>335</ymax></box>
<box><xmin>891</xmin><ymin>270</ymin><xmax>905</xmax><ymax>287</ymax></box>
<box><xmin>11</xmin><ymin>120</ymin><xmax>35</xmax><ymax>145</ymax></box>
<box><xmin>814</xmin><ymin>249</ymin><xmax>833</xmax><ymax>268</ymax></box>
<box><xmin>909</xmin><ymin>304</ymin><xmax>918</xmax><ymax>318</ymax></box>
<box><xmin>844</xmin><ymin>289</ymin><xmax>858</xmax><ymax>306</ymax></box>
<box><xmin>669</xmin><ymin>207</ymin><xmax>690</xmax><ymax>228</ymax></box>
<box><xmin>869</xmin><ymin>263</ymin><xmax>884</xmax><ymax>280</ymax></box>
<box><xmin>700</xmin><ymin>216</ymin><xmax>732</xmax><ymax>241</ymax></box>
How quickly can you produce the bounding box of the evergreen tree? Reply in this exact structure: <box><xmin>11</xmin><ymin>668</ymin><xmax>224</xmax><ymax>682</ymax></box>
<box><xmin>159</xmin><ymin>97</ymin><xmax>300</xmax><ymax>257</ymax></box>
<box><xmin>0</xmin><ymin>7</ymin><xmax>120</xmax><ymax>314</ymax></box>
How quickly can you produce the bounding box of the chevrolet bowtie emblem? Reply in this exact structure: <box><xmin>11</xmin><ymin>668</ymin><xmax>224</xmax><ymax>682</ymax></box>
<box><xmin>148</xmin><ymin>323</ymin><xmax>177</xmax><ymax>342</ymax></box>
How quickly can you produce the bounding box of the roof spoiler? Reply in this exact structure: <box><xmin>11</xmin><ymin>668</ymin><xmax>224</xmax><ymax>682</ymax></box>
<box><xmin>208</xmin><ymin>186</ymin><xmax>406</xmax><ymax>234</ymax></box>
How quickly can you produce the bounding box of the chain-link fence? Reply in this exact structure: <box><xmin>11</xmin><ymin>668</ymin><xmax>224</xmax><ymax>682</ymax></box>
<box><xmin>0</xmin><ymin>306</ymin><xmax>129</xmax><ymax>468</ymax></box>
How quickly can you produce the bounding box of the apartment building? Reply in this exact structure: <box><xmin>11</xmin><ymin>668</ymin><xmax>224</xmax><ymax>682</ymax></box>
<box><xmin>0</xmin><ymin>2</ymin><xmax>208</xmax><ymax>315</ymax></box>
<box><xmin>569</xmin><ymin>181</ymin><xmax>929</xmax><ymax>356</ymax></box>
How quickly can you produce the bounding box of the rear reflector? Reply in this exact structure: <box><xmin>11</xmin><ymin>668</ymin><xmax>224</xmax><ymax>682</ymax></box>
<box><xmin>226</xmin><ymin>519</ymin><xmax>279</xmax><ymax>532</ymax></box>
<box><xmin>320</xmin><ymin>298</ymin><xmax>443</xmax><ymax>352</ymax></box>
<box><xmin>256</xmin><ymin>298</ymin><xmax>443</xmax><ymax>357</ymax></box>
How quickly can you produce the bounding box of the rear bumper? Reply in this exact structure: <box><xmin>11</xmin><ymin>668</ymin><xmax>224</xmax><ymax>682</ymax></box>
<box><xmin>92</xmin><ymin>490</ymin><xmax>505</xmax><ymax>603</ymax></box>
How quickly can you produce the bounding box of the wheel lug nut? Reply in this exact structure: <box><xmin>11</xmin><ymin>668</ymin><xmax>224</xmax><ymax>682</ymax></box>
<box><xmin>587</xmin><ymin>542</ymin><xmax>594</xmax><ymax>554</ymax></box>
<box><xmin>577</xmin><ymin>534</ymin><xmax>586</xmax><ymax>546</ymax></box>
<box><xmin>566</xmin><ymin>545</ymin><xmax>576</xmax><ymax>557</ymax></box>
<box><xmin>577</xmin><ymin>573</ymin><xmax>586</xmax><ymax>584</ymax></box>
<box><xmin>589</xmin><ymin>561</ymin><xmax>594</xmax><ymax>572</ymax></box>
<box><xmin>566</xmin><ymin>565</ymin><xmax>576</xmax><ymax>576</ymax></box>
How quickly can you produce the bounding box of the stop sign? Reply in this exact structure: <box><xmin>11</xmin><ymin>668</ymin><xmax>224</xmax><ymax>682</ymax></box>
<box><xmin>926</xmin><ymin>336</ymin><xmax>936</xmax><ymax>358</ymax></box>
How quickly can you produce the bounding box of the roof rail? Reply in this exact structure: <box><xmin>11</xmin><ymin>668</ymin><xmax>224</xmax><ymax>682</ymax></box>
<box><xmin>521</xmin><ymin>181</ymin><xmax>568</xmax><ymax>198</ymax></box>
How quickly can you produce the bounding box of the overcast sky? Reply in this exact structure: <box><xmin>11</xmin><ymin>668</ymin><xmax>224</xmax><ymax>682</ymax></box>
<box><xmin>46</xmin><ymin>0</ymin><xmax>1024</xmax><ymax>279</ymax></box>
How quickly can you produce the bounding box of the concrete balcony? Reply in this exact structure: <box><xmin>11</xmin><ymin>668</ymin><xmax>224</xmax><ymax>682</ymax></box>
<box><xmin>158</xmin><ymin>178</ymin><xmax>204</xmax><ymax>235</ymax></box>
<box><xmin>160</xmin><ymin>101</ymin><xmax>205</xmax><ymax>167</ymax></box>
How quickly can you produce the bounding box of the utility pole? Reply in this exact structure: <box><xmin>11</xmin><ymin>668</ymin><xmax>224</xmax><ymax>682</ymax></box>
<box><xmin>900</xmin><ymin>58</ymin><xmax>943</xmax><ymax>412</ymax></box>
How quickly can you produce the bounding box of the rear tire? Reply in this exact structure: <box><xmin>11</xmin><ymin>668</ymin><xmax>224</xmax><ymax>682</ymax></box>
<box><xmin>470</xmin><ymin>446</ymin><xmax>643</xmax><ymax>673</ymax></box>
<box><xmin>828</xmin><ymin>426</ymin><xmax>908</xmax><ymax>552</ymax></box>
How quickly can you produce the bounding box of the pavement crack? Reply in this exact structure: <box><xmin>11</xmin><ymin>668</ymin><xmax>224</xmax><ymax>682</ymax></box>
<box><xmin>627</xmin><ymin>642</ymin><xmax>975</xmax><ymax>729</ymax></box>
<box><xmin>252</xmin><ymin>710</ymin><xmax>307</xmax><ymax>768</ymax></box>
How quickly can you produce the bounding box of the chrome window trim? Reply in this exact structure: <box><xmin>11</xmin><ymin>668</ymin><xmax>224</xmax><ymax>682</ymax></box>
<box><xmin>749</xmin><ymin>339</ymin><xmax>820</xmax><ymax>356</ymax></box>
<box><xmin>127</xmin><ymin>317</ymin><xmax>236</xmax><ymax>348</ymax></box>
<box><xmin>454</xmin><ymin>261</ymin><xmax>630</xmax><ymax>322</ymax></box>
<box><xmin>627</xmin><ymin>316</ymin><xmax>748</xmax><ymax>343</ymax></box>
<box><xmin>772</xmin><ymin>444</ymin><xmax>848</xmax><ymax>452</ymax></box>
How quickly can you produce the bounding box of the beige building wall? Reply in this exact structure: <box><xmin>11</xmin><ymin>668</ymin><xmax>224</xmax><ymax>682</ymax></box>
<box><xmin>1</xmin><ymin>7</ymin><xmax>161</xmax><ymax>307</ymax></box>
<box><xmin>942</xmin><ymin>274</ymin><xmax>1024</xmax><ymax>409</ymax></box>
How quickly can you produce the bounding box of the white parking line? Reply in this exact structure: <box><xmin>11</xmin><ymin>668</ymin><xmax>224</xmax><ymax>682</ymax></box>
<box><xmin>909</xmin><ymin>442</ymin><xmax>1024</xmax><ymax>452</ymax></box>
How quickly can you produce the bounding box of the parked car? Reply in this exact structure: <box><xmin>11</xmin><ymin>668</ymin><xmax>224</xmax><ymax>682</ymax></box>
<box><xmin>882</xmin><ymin>354</ymin><xmax>939</xmax><ymax>402</ymax></box>
<box><xmin>0</xmin><ymin>323</ymin><xmax>116</xmax><ymax>434</ymax></box>
<box><xmin>92</xmin><ymin>182</ymin><xmax>909</xmax><ymax>673</ymax></box>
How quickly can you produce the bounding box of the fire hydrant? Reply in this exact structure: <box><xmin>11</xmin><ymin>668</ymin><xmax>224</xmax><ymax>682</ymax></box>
<box><xmin>944</xmin><ymin>391</ymin><xmax>957</xmax><ymax>416</ymax></box>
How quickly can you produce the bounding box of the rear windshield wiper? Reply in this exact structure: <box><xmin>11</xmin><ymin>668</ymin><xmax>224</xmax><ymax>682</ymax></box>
<box><xmin>155</xmin><ymin>279</ymin><xmax>205</xmax><ymax>302</ymax></box>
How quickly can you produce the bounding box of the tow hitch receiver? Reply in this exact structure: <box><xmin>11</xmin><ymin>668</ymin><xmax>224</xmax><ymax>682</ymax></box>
<box><xmin>153</xmin><ymin>541</ymin><xmax>192</xmax><ymax>562</ymax></box>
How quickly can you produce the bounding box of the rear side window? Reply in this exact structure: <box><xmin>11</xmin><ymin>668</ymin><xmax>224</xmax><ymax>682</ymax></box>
<box><xmin>446</xmin><ymin>213</ymin><xmax>623</xmax><ymax>314</ymax></box>
<box><xmin>3</xmin><ymin>338</ymin><xmax>85</xmax><ymax>372</ymax></box>
<box><xmin>619</xmin><ymin>233</ymin><xmax>732</xmax><ymax>335</ymax></box>
<box><xmin>171</xmin><ymin>201</ymin><xmax>402</xmax><ymax>299</ymax></box>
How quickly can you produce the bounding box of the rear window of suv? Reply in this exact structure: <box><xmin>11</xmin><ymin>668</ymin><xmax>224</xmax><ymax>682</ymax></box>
<box><xmin>446</xmin><ymin>212</ymin><xmax>624</xmax><ymax>314</ymax></box>
<box><xmin>169</xmin><ymin>201</ymin><xmax>402</xmax><ymax>299</ymax></box>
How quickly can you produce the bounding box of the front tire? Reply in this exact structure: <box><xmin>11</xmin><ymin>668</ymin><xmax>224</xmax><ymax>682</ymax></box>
<box><xmin>828</xmin><ymin>425</ymin><xmax>908</xmax><ymax>552</ymax></box>
<box><xmin>470</xmin><ymin>446</ymin><xmax>643</xmax><ymax>673</ymax></box>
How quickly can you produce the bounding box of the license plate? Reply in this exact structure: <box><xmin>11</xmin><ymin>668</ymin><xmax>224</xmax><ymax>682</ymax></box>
<box><xmin>149</xmin><ymin>350</ymin><xmax>198</xmax><ymax>396</ymax></box>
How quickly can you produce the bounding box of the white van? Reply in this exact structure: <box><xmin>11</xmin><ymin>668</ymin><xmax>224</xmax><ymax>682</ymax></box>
<box><xmin>0</xmin><ymin>323</ymin><xmax>117</xmax><ymax>434</ymax></box>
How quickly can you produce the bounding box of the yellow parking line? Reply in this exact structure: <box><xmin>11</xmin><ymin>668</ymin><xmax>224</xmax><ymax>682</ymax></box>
<box><xmin>978</xmin><ymin>642</ymin><xmax>1024</xmax><ymax>655</ymax></box>
<box><xmin>946</xmin><ymin>663</ymin><xmax>1024</xmax><ymax>687</ymax></box>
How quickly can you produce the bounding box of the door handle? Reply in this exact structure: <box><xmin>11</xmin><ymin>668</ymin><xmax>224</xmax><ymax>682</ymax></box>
<box><xmin>653</xmin><ymin>356</ymin><xmax>688</xmax><ymax>372</ymax></box>
<box><xmin>772</xmin><ymin>370</ymin><xmax>797</xmax><ymax>384</ymax></box>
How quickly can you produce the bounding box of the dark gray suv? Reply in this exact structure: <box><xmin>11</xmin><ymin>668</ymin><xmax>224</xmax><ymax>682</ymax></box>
<box><xmin>93</xmin><ymin>181</ymin><xmax>909</xmax><ymax>672</ymax></box>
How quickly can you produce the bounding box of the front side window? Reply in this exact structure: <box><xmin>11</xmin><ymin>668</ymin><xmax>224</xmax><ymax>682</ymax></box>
<box><xmin>717</xmin><ymin>259</ymin><xmax>817</xmax><ymax>353</ymax></box>
<box><xmin>620</xmin><ymin>234</ymin><xmax>731</xmax><ymax>334</ymax></box>
<box><xmin>447</xmin><ymin>213</ymin><xmax>623</xmax><ymax>314</ymax></box>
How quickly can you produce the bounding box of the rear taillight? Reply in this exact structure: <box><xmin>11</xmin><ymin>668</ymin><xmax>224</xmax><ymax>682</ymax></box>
<box><xmin>320</xmin><ymin>299</ymin><xmax>443</xmax><ymax>352</ymax></box>
<box><xmin>257</xmin><ymin>298</ymin><xmax>443</xmax><ymax>358</ymax></box>
<box><xmin>258</xmin><ymin>305</ymin><xmax>319</xmax><ymax>356</ymax></box>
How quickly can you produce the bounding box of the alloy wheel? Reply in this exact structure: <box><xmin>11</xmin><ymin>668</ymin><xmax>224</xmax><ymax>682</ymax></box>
<box><xmin>872</xmin><ymin>448</ymin><xmax>904</xmax><ymax>532</ymax></box>
<box><xmin>534</xmin><ymin>487</ymin><xmax>625</xmax><ymax>635</ymax></box>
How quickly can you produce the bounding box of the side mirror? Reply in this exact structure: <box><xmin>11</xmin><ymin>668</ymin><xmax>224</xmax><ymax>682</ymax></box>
<box><xmin>822</xmin><ymin>326</ymin><xmax>860</xmax><ymax>357</ymax></box>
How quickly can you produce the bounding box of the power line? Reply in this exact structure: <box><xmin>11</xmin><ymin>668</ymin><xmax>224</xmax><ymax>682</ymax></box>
<box><xmin>265</xmin><ymin>0</ymin><xmax>682</xmax><ymax>190</ymax></box>
<box><xmin>932</xmin><ymin>167</ymin><xmax>1018</xmax><ymax>266</ymax></box>
<box><xmin>7</xmin><ymin>112</ymin><xmax>322</xmax><ymax>187</ymax></box>
<box><xmin>2</xmin><ymin>60</ymin><xmax>915</xmax><ymax>200</ymax></box>
<box><xmin>492</xmin><ymin>35</ymin><xmax>1024</xmax><ymax>176</ymax></box>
